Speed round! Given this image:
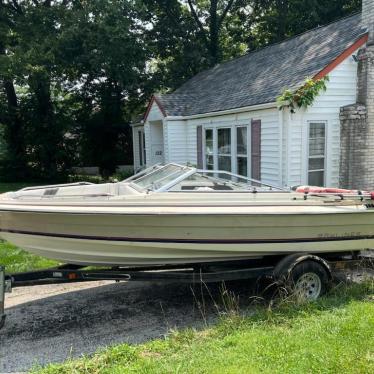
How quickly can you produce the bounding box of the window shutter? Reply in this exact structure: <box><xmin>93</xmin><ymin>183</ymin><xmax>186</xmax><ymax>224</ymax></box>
<box><xmin>251</xmin><ymin>119</ymin><xmax>261</xmax><ymax>181</ymax></box>
<box><xmin>196</xmin><ymin>125</ymin><xmax>203</xmax><ymax>169</ymax></box>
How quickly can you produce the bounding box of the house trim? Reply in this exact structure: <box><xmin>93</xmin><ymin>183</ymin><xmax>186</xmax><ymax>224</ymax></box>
<box><xmin>314</xmin><ymin>33</ymin><xmax>368</xmax><ymax>80</ymax></box>
<box><xmin>166</xmin><ymin>102</ymin><xmax>277</xmax><ymax>121</ymax></box>
<box><xmin>144</xmin><ymin>95</ymin><xmax>166</xmax><ymax>122</ymax></box>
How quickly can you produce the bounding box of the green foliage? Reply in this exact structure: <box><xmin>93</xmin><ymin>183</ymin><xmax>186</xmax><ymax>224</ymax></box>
<box><xmin>0</xmin><ymin>0</ymin><xmax>147</xmax><ymax>180</ymax></box>
<box><xmin>0</xmin><ymin>0</ymin><xmax>362</xmax><ymax>181</ymax></box>
<box><xmin>34</xmin><ymin>281</ymin><xmax>374</xmax><ymax>373</ymax></box>
<box><xmin>277</xmin><ymin>76</ymin><xmax>330</xmax><ymax>113</ymax></box>
<box><xmin>67</xmin><ymin>174</ymin><xmax>105</xmax><ymax>184</ymax></box>
<box><xmin>0</xmin><ymin>182</ymin><xmax>35</xmax><ymax>193</ymax></box>
<box><xmin>0</xmin><ymin>241</ymin><xmax>58</xmax><ymax>274</ymax></box>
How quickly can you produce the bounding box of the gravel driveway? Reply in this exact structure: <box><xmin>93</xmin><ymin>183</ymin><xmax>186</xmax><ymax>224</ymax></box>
<box><xmin>0</xmin><ymin>279</ymin><xmax>238</xmax><ymax>373</ymax></box>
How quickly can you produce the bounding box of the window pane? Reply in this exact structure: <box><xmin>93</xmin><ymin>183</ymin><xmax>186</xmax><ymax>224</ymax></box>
<box><xmin>237</xmin><ymin>127</ymin><xmax>247</xmax><ymax>155</ymax></box>
<box><xmin>308</xmin><ymin>171</ymin><xmax>324</xmax><ymax>186</ymax></box>
<box><xmin>218</xmin><ymin>156</ymin><xmax>231</xmax><ymax>172</ymax></box>
<box><xmin>309</xmin><ymin>139</ymin><xmax>325</xmax><ymax>156</ymax></box>
<box><xmin>309</xmin><ymin>123</ymin><xmax>325</xmax><ymax>138</ymax></box>
<box><xmin>205</xmin><ymin>129</ymin><xmax>213</xmax><ymax>155</ymax></box>
<box><xmin>308</xmin><ymin>157</ymin><xmax>324</xmax><ymax>171</ymax></box>
<box><xmin>237</xmin><ymin>157</ymin><xmax>247</xmax><ymax>176</ymax></box>
<box><xmin>206</xmin><ymin>155</ymin><xmax>214</xmax><ymax>170</ymax></box>
<box><xmin>309</xmin><ymin>123</ymin><xmax>325</xmax><ymax>156</ymax></box>
<box><xmin>218</xmin><ymin>128</ymin><xmax>231</xmax><ymax>155</ymax></box>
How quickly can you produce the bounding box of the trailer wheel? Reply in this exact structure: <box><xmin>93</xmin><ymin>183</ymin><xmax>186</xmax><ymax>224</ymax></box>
<box><xmin>288</xmin><ymin>261</ymin><xmax>329</xmax><ymax>300</ymax></box>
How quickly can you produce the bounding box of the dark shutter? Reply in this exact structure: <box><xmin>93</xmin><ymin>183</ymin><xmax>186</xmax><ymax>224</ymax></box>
<box><xmin>196</xmin><ymin>125</ymin><xmax>203</xmax><ymax>169</ymax></box>
<box><xmin>251</xmin><ymin>119</ymin><xmax>261</xmax><ymax>181</ymax></box>
<box><xmin>138</xmin><ymin>131</ymin><xmax>143</xmax><ymax>166</ymax></box>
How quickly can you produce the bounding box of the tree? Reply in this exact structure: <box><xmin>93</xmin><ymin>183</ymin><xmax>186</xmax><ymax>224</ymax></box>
<box><xmin>59</xmin><ymin>0</ymin><xmax>150</xmax><ymax>177</ymax></box>
<box><xmin>246</xmin><ymin>0</ymin><xmax>361</xmax><ymax>48</ymax></box>
<box><xmin>0</xmin><ymin>0</ymin><xmax>28</xmax><ymax>179</ymax></box>
<box><xmin>0</xmin><ymin>0</ymin><xmax>77</xmax><ymax>181</ymax></box>
<box><xmin>0</xmin><ymin>0</ymin><xmax>150</xmax><ymax>179</ymax></box>
<box><xmin>0</xmin><ymin>0</ymin><xmax>363</xmax><ymax>181</ymax></box>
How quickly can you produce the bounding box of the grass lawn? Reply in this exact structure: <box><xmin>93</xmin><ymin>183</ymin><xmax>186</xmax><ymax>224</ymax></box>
<box><xmin>0</xmin><ymin>241</ymin><xmax>58</xmax><ymax>274</ymax></box>
<box><xmin>33</xmin><ymin>281</ymin><xmax>374</xmax><ymax>374</ymax></box>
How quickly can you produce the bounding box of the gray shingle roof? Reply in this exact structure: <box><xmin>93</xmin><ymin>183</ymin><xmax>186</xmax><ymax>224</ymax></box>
<box><xmin>155</xmin><ymin>13</ymin><xmax>365</xmax><ymax>117</ymax></box>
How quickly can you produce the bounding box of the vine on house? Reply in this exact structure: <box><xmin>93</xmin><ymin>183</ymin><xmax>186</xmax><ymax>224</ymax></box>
<box><xmin>277</xmin><ymin>76</ymin><xmax>329</xmax><ymax>113</ymax></box>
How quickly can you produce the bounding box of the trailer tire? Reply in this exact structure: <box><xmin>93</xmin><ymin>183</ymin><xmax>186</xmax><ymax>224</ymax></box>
<box><xmin>286</xmin><ymin>260</ymin><xmax>330</xmax><ymax>300</ymax></box>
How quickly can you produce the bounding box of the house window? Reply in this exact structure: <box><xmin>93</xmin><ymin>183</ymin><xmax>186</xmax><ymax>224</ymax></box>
<box><xmin>202</xmin><ymin>126</ymin><xmax>250</xmax><ymax>176</ymax></box>
<box><xmin>308</xmin><ymin>122</ymin><xmax>326</xmax><ymax>186</ymax></box>
<box><xmin>236</xmin><ymin>127</ymin><xmax>248</xmax><ymax>177</ymax></box>
<box><xmin>217</xmin><ymin>128</ymin><xmax>231</xmax><ymax>172</ymax></box>
<box><xmin>205</xmin><ymin>129</ymin><xmax>214</xmax><ymax>170</ymax></box>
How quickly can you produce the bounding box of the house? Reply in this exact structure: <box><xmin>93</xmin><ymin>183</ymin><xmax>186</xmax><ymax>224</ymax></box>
<box><xmin>132</xmin><ymin>0</ymin><xmax>374</xmax><ymax>190</ymax></box>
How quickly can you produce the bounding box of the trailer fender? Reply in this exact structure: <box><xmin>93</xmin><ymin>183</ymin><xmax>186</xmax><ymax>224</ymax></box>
<box><xmin>273</xmin><ymin>253</ymin><xmax>332</xmax><ymax>282</ymax></box>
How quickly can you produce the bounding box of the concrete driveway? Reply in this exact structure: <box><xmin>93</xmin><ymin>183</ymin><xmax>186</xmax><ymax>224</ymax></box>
<box><xmin>0</xmin><ymin>279</ymin><xmax>243</xmax><ymax>373</ymax></box>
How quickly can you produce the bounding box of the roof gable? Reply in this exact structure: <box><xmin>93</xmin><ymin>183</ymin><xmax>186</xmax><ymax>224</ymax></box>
<box><xmin>155</xmin><ymin>13</ymin><xmax>365</xmax><ymax>117</ymax></box>
<box><xmin>144</xmin><ymin>96</ymin><xmax>166</xmax><ymax>122</ymax></box>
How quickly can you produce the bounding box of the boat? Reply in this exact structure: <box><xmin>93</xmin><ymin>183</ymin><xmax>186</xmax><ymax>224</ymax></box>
<box><xmin>0</xmin><ymin>163</ymin><xmax>374</xmax><ymax>266</ymax></box>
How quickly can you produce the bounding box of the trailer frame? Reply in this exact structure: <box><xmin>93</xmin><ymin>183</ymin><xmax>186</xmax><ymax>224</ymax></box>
<box><xmin>1</xmin><ymin>251</ymin><xmax>373</xmax><ymax>331</ymax></box>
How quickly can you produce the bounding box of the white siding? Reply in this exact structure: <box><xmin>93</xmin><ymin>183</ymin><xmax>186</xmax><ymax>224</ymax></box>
<box><xmin>165</xmin><ymin>120</ymin><xmax>188</xmax><ymax>164</ymax></box>
<box><xmin>166</xmin><ymin>108</ymin><xmax>281</xmax><ymax>186</ymax></box>
<box><xmin>144</xmin><ymin>122</ymin><xmax>151</xmax><ymax>166</ymax></box>
<box><xmin>132</xmin><ymin>126</ymin><xmax>141</xmax><ymax>170</ymax></box>
<box><xmin>146</xmin><ymin>101</ymin><xmax>164</xmax><ymax>121</ymax></box>
<box><xmin>286</xmin><ymin>53</ymin><xmax>358</xmax><ymax>187</ymax></box>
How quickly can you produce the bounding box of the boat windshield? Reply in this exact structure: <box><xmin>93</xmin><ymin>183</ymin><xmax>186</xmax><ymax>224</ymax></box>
<box><xmin>130</xmin><ymin>164</ymin><xmax>193</xmax><ymax>191</ymax></box>
<box><xmin>127</xmin><ymin>163</ymin><xmax>284</xmax><ymax>192</ymax></box>
<box><xmin>168</xmin><ymin>171</ymin><xmax>266</xmax><ymax>191</ymax></box>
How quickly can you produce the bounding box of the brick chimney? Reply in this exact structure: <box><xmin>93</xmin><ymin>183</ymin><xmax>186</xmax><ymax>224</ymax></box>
<box><xmin>339</xmin><ymin>0</ymin><xmax>374</xmax><ymax>190</ymax></box>
<box><xmin>362</xmin><ymin>0</ymin><xmax>374</xmax><ymax>33</ymax></box>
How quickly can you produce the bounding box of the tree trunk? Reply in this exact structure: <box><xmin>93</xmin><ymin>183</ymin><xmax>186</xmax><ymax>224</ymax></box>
<box><xmin>275</xmin><ymin>0</ymin><xmax>288</xmax><ymax>41</ymax></box>
<box><xmin>28</xmin><ymin>71</ymin><xmax>58</xmax><ymax>179</ymax></box>
<box><xmin>209</xmin><ymin>0</ymin><xmax>219</xmax><ymax>65</ymax></box>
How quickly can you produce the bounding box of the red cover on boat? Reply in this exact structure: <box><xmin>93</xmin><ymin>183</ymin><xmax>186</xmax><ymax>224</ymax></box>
<box><xmin>296</xmin><ymin>186</ymin><xmax>362</xmax><ymax>194</ymax></box>
<box><xmin>295</xmin><ymin>186</ymin><xmax>374</xmax><ymax>200</ymax></box>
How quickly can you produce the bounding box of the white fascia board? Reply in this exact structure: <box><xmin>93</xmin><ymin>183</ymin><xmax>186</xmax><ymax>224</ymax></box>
<box><xmin>165</xmin><ymin>102</ymin><xmax>277</xmax><ymax>121</ymax></box>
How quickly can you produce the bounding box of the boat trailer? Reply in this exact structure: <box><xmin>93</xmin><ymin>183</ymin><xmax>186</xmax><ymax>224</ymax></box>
<box><xmin>1</xmin><ymin>251</ymin><xmax>373</xmax><ymax>331</ymax></box>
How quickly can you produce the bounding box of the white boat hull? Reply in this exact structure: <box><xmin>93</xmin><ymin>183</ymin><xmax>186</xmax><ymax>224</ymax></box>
<box><xmin>1</xmin><ymin>201</ymin><xmax>374</xmax><ymax>265</ymax></box>
<box><xmin>1</xmin><ymin>233</ymin><xmax>373</xmax><ymax>266</ymax></box>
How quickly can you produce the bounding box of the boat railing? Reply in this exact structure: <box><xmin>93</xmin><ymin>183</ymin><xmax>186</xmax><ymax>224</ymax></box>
<box><xmin>303</xmin><ymin>192</ymin><xmax>374</xmax><ymax>202</ymax></box>
<box><xmin>20</xmin><ymin>182</ymin><xmax>95</xmax><ymax>192</ymax></box>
